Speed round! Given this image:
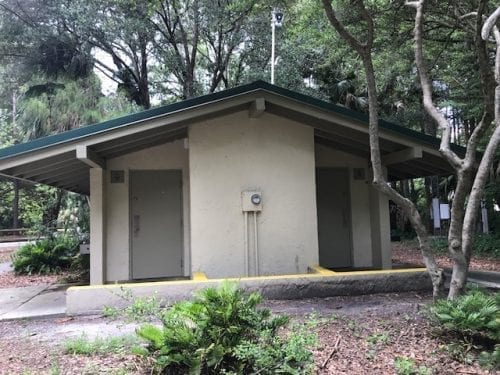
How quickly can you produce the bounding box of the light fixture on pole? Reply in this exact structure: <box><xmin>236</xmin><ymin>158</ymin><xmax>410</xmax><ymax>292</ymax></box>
<box><xmin>271</xmin><ymin>9</ymin><xmax>283</xmax><ymax>84</ymax></box>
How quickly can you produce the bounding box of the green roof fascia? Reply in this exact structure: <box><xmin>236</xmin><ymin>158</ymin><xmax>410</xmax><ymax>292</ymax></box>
<box><xmin>0</xmin><ymin>80</ymin><xmax>267</xmax><ymax>160</ymax></box>
<box><xmin>259</xmin><ymin>81</ymin><xmax>466</xmax><ymax>156</ymax></box>
<box><xmin>0</xmin><ymin>79</ymin><xmax>465</xmax><ymax>160</ymax></box>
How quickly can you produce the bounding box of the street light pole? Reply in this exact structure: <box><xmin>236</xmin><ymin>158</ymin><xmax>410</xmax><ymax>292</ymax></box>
<box><xmin>271</xmin><ymin>16</ymin><xmax>276</xmax><ymax>84</ymax></box>
<box><xmin>270</xmin><ymin>9</ymin><xmax>283</xmax><ymax>85</ymax></box>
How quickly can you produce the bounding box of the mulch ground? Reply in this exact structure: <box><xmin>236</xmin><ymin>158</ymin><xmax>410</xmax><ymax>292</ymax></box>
<box><xmin>0</xmin><ymin>247</ymin><xmax>16</xmax><ymax>263</ymax></box>
<box><xmin>392</xmin><ymin>241</ymin><xmax>500</xmax><ymax>271</ymax></box>
<box><xmin>0</xmin><ymin>248</ymin><xmax>70</xmax><ymax>288</ymax></box>
<box><xmin>0</xmin><ymin>292</ymin><xmax>495</xmax><ymax>374</ymax></box>
<box><xmin>0</xmin><ymin>243</ymin><xmax>497</xmax><ymax>373</ymax></box>
<box><xmin>312</xmin><ymin>309</ymin><xmax>491</xmax><ymax>374</ymax></box>
<box><xmin>0</xmin><ymin>272</ymin><xmax>63</xmax><ymax>288</ymax></box>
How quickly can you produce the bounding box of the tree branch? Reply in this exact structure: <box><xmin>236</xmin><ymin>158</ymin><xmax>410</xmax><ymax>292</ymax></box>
<box><xmin>410</xmin><ymin>0</ymin><xmax>462</xmax><ymax>170</ymax></box>
<box><xmin>481</xmin><ymin>6</ymin><xmax>500</xmax><ymax>40</ymax></box>
<box><xmin>321</xmin><ymin>0</ymin><xmax>365</xmax><ymax>53</ymax></box>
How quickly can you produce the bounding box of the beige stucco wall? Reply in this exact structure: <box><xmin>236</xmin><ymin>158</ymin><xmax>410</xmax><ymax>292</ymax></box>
<box><xmin>104</xmin><ymin>140</ymin><xmax>189</xmax><ymax>282</ymax></box>
<box><xmin>315</xmin><ymin>144</ymin><xmax>375</xmax><ymax>268</ymax></box>
<box><xmin>98</xmin><ymin>113</ymin><xmax>390</xmax><ymax>282</ymax></box>
<box><xmin>189</xmin><ymin>112</ymin><xmax>319</xmax><ymax>278</ymax></box>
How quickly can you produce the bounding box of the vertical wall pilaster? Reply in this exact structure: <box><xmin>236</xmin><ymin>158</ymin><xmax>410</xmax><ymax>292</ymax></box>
<box><xmin>89</xmin><ymin>168</ymin><xmax>106</xmax><ymax>284</ymax></box>
<box><xmin>369</xmin><ymin>186</ymin><xmax>391</xmax><ymax>269</ymax></box>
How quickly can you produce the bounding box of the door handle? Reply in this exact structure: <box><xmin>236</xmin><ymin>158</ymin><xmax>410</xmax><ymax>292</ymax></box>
<box><xmin>133</xmin><ymin>215</ymin><xmax>140</xmax><ymax>237</ymax></box>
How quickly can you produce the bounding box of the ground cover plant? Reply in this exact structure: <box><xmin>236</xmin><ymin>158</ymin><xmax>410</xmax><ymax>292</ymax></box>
<box><xmin>63</xmin><ymin>334</ymin><xmax>141</xmax><ymax>356</ymax></box>
<box><xmin>0</xmin><ymin>292</ymin><xmax>496</xmax><ymax>374</ymax></box>
<box><xmin>103</xmin><ymin>288</ymin><xmax>164</xmax><ymax>322</ymax></box>
<box><xmin>11</xmin><ymin>234</ymin><xmax>81</xmax><ymax>275</ymax></box>
<box><xmin>428</xmin><ymin>288</ymin><xmax>499</xmax><ymax>370</ymax></box>
<box><xmin>136</xmin><ymin>282</ymin><xmax>317</xmax><ymax>374</ymax></box>
<box><xmin>430</xmin><ymin>235</ymin><xmax>500</xmax><ymax>259</ymax></box>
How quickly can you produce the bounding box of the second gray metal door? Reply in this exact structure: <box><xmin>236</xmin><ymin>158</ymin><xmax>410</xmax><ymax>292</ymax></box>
<box><xmin>316</xmin><ymin>168</ymin><xmax>352</xmax><ymax>269</ymax></box>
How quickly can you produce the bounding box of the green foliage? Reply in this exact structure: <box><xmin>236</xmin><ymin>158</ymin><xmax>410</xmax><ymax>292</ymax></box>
<box><xmin>430</xmin><ymin>235</ymin><xmax>500</xmax><ymax>259</ymax></box>
<box><xmin>63</xmin><ymin>334</ymin><xmax>140</xmax><ymax>355</ymax></box>
<box><xmin>103</xmin><ymin>288</ymin><xmax>164</xmax><ymax>323</ymax></box>
<box><xmin>136</xmin><ymin>282</ymin><xmax>316</xmax><ymax>374</ymax></box>
<box><xmin>365</xmin><ymin>331</ymin><xmax>390</xmax><ymax>361</ymax></box>
<box><xmin>429</xmin><ymin>289</ymin><xmax>499</xmax><ymax>369</ymax></box>
<box><xmin>429</xmin><ymin>237</ymin><xmax>448</xmax><ymax>253</ymax></box>
<box><xmin>472</xmin><ymin>235</ymin><xmax>500</xmax><ymax>258</ymax></box>
<box><xmin>366</xmin><ymin>332</ymin><xmax>390</xmax><ymax>346</ymax></box>
<box><xmin>58</xmin><ymin>193</ymin><xmax>90</xmax><ymax>236</ymax></box>
<box><xmin>478</xmin><ymin>344</ymin><xmax>500</xmax><ymax>370</ymax></box>
<box><xmin>11</xmin><ymin>234</ymin><xmax>80</xmax><ymax>275</ymax></box>
<box><xmin>430</xmin><ymin>289</ymin><xmax>499</xmax><ymax>342</ymax></box>
<box><xmin>394</xmin><ymin>357</ymin><xmax>431</xmax><ymax>375</ymax></box>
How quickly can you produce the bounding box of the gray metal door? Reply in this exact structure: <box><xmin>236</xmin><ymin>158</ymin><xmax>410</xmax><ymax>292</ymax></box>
<box><xmin>316</xmin><ymin>168</ymin><xmax>352</xmax><ymax>268</ymax></box>
<box><xmin>130</xmin><ymin>170</ymin><xmax>182</xmax><ymax>279</ymax></box>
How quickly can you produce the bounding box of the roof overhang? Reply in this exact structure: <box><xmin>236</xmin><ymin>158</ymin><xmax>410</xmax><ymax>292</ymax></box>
<box><xmin>0</xmin><ymin>81</ymin><xmax>460</xmax><ymax>195</ymax></box>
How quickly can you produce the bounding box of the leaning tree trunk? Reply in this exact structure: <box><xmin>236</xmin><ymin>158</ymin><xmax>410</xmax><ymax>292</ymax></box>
<box><xmin>452</xmin><ymin>8</ymin><xmax>500</xmax><ymax>298</ymax></box>
<box><xmin>408</xmin><ymin>0</ymin><xmax>498</xmax><ymax>298</ymax></box>
<box><xmin>322</xmin><ymin>0</ymin><xmax>445</xmax><ymax>297</ymax></box>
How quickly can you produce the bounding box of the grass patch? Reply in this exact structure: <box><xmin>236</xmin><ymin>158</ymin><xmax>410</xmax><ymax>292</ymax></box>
<box><xmin>63</xmin><ymin>334</ymin><xmax>141</xmax><ymax>356</ymax></box>
<box><xmin>103</xmin><ymin>288</ymin><xmax>163</xmax><ymax>322</ymax></box>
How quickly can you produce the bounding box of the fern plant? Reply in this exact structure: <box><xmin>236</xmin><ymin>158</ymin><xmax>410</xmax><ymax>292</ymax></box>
<box><xmin>429</xmin><ymin>288</ymin><xmax>499</xmax><ymax>369</ymax></box>
<box><xmin>136</xmin><ymin>282</ymin><xmax>315</xmax><ymax>374</ymax></box>
<box><xmin>429</xmin><ymin>289</ymin><xmax>499</xmax><ymax>342</ymax></box>
<box><xmin>11</xmin><ymin>235</ymin><xmax>80</xmax><ymax>274</ymax></box>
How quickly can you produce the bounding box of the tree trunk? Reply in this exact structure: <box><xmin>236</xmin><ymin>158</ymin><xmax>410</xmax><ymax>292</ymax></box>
<box><xmin>12</xmin><ymin>179</ymin><xmax>19</xmax><ymax>229</ymax></box>
<box><xmin>408</xmin><ymin>0</ymin><xmax>499</xmax><ymax>299</ymax></box>
<box><xmin>446</xmin><ymin>170</ymin><xmax>472</xmax><ymax>296</ymax></box>
<box><xmin>321</xmin><ymin>0</ymin><xmax>444</xmax><ymax>297</ymax></box>
<box><xmin>449</xmin><ymin>11</ymin><xmax>500</xmax><ymax>298</ymax></box>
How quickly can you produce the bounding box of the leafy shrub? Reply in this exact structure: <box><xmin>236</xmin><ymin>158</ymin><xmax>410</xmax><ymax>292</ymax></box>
<box><xmin>429</xmin><ymin>289</ymin><xmax>499</xmax><ymax>342</ymax></box>
<box><xmin>430</xmin><ymin>235</ymin><xmax>500</xmax><ymax>258</ymax></box>
<box><xmin>478</xmin><ymin>344</ymin><xmax>500</xmax><ymax>370</ymax></box>
<box><xmin>136</xmin><ymin>282</ymin><xmax>316</xmax><ymax>374</ymax></box>
<box><xmin>429</xmin><ymin>289</ymin><xmax>499</xmax><ymax>369</ymax></box>
<box><xmin>11</xmin><ymin>235</ymin><xmax>80</xmax><ymax>275</ymax></box>
<box><xmin>429</xmin><ymin>237</ymin><xmax>448</xmax><ymax>253</ymax></box>
<box><xmin>473</xmin><ymin>235</ymin><xmax>500</xmax><ymax>258</ymax></box>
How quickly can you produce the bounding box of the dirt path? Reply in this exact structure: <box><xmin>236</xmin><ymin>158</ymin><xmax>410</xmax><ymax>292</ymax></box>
<box><xmin>0</xmin><ymin>292</ymin><xmax>493</xmax><ymax>374</ymax></box>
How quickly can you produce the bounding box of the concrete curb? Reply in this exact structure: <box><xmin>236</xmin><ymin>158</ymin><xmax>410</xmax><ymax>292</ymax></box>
<box><xmin>443</xmin><ymin>269</ymin><xmax>500</xmax><ymax>290</ymax></box>
<box><xmin>67</xmin><ymin>270</ymin><xmax>431</xmax><ymax>315</ymax></box>
<box><xmin>0</xmin><ymin>311</ymin><xmax>67</xmax><ymax>322</ymax></box>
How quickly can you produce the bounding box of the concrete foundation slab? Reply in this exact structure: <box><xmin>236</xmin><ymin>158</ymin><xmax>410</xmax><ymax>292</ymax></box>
<box><xmin>0</xmin><ymin>286</ymin><xmax>47</xmax><ymax>315</ymax></box>
<box><xmin>67</xmin><ymin>268</ymin><xmax>431</xmax><ymax>315</ymax></box>
<box><xmin>0</xmin><ymin>285</ymin><xmax>66</xmax><ymax>321</ymax></box>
